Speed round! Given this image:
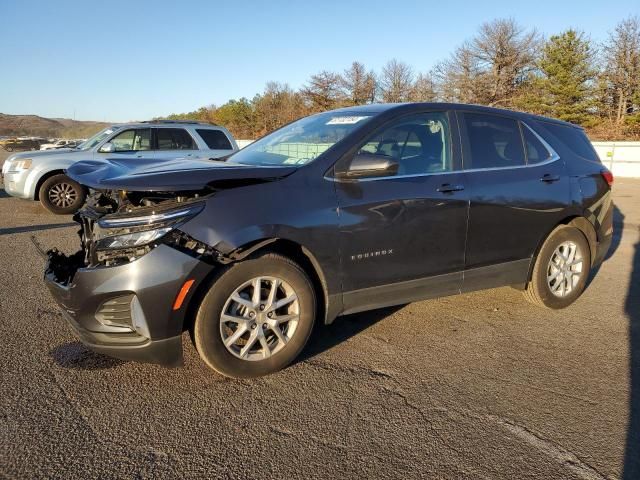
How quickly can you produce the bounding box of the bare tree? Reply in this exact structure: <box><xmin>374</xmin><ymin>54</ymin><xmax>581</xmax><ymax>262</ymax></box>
<box><xmin>409</xmin><ymin>72</ymin><xmax>437</xmax><ymax>102</ymax></box>
<box><xmin>470</xmin><ymin>18</ymin><xmax>540</xmax><ymax>106</ymax></box>
<box><xmin>603</xmin><ymin>16</ymin><xmax>640</xmax><ymax>124</ymax></box>
<box><xmin>254</xmin><ymin>82</ymin><xmax>306</xmax><ymax>135</ymax></box>
<box><xmin>379</xmin><ymin>59</ymin><xmax>414</xmax><ymax>102</ymax></box>
<box><xmin>434</xmin><ymin>19</ymin><xmax>539</xmax><ymax>106</ymax></box>
<box><xmin>434</xmin><ymin>43</ymin><xmax>487</xmax><ymax>103</ymax></box>
<box><xmin>341</xmin><ymin>61</ymin><xmax>376</xmax><ymax>105</ymax></box>
<box><xmin>301</xmin><ymin>71</ymin><xmax>345</xmax><ymax>112</ymax></box>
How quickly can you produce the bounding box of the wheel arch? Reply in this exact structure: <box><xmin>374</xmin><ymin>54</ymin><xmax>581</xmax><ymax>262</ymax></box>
<box><xmin>525</xmin><ymin>216</ymin><xmax>598</xmax><ymax>285</ymax></box>
<box><xmin>183</xmin><ymin>238</ymin><xmax>332</xmax><ymax>336</ymax></box>
<box><xmin>33</xmin><ymin>169</ymin><xmax>65</xmax><ymax>201</ymax></box>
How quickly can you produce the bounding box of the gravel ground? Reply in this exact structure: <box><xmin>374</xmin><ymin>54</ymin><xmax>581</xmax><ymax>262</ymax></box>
<box><xmin>1</xmin><ymin>149</ymin><xmax>639</xmax><ymax>479</ymax></box>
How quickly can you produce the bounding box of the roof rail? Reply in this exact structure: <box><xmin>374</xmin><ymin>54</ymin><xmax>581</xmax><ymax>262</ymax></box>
<box><xmin>141</xmin><ymin>119</ymin><xmax>218</xmax><ymax>126</ymax></box>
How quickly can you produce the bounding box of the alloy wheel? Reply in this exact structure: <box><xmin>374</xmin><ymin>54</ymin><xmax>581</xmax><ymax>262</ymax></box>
<box><xmin>547</xmin><ymin>241</ymin><xmax>584</xmax><ymax>297</ymax></box>
<box><xmin>220</xmin><ymin>276</ymin><xmax>300</xmax><ymax>361</ymax></box>
<box><xmin>48</xmin><ymin>182</ymin><xmax>78</xmax><ymax>208</ymax></box>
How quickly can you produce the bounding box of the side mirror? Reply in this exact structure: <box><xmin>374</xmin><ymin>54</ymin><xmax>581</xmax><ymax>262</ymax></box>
<box><xmin>336</xmin><ymin>153</ymin><xmax>399</xmax><ymax>179</ymax></box>
<box><xmin>99</xmin><ymin>142</ymin><xmax>115</xmax><ymax>153</ymax></box>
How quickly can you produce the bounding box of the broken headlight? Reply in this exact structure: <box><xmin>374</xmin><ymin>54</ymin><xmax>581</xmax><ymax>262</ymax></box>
<box><xmin>94</xmin><ymin>202</ymin><xmax>204</xmax><ymax>250</ymax></box>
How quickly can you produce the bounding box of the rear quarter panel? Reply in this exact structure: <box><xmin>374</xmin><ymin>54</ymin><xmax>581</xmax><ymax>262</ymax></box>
<box><xmin>531</xmin><ymin>120</ymin><xmax>613</xmax><ymax>245</ymax></box>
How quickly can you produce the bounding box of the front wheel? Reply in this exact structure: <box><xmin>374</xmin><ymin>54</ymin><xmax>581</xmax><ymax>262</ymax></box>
<box><xmin>39</xmin><ymin>174</ymin><xmax>86</xmax><ymax>214</ymax></box>
<box><xmin>523</xmin><ymin>225</ymin><xmax>591</xmax><ymax>309</ymax></box>
<box><xmin>193</xmin><ymin>253</ymin><xmax>316</xmax><ymax>378</ymax></box>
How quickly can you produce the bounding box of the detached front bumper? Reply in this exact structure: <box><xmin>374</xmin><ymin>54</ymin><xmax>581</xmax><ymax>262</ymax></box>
<box><xmin>45</xmin><ymin>244</ymin><xmax>214</xmax><ymax>366</ymax></box>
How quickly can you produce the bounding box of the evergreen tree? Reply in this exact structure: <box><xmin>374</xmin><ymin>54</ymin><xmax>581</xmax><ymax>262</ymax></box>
<box><xmin>534</xmin><ymin>30</ymin><xmax>598</xmax><ymax>125</ymax></box>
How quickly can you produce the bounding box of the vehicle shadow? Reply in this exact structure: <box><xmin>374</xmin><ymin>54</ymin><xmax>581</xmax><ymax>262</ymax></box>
<box><xmin>623</xmin><ymin>236</ymin><xmax>640</xmax><ymax>479</ymax></box>
<box><xmin>297</xmin><ymin>305</ymin><xmax>405</xmax><ymax>364</ymax></box>
<box><xmin>49</xmin><ymin>342</ymin><xmax>124</xmax><ymax>370</ymax></box>
<box><xmin>586</xmin><ymin>204</ymin><xmax>624</xmax><ymax>288</ymax></box>
<box><xmin>606</xmin><ymin>204</ymin><xmax>625</xmax><ymax>261</ymax></box>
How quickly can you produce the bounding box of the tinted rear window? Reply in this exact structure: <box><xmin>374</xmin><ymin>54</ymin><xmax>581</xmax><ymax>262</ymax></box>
<box><xmin>463</xmin><ymin>113</ymin><xmax>525</xmax><ymax>169</ymax></box>
<box><xmin>197</xmin><ymin>129</ymin><xmax>233</xmax><ymax>150</ymax></box>
<box><xmin>544</xmin><ymin>124</ymin><xmax>599</xmax><ymax>162</ymax></box>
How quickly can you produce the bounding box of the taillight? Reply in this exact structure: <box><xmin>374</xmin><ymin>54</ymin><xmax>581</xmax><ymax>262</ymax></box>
<box><xmin>601</xmin><ymin>169</ymin><xmax>614</xmax><ymax>187</ymax></box>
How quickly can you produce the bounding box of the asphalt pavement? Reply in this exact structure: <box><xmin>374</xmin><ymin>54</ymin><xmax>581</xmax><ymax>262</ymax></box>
<box><xmin>1</xmin><ymin>149</ymin><xmax>639</xmax><ymax>479</ymax></box>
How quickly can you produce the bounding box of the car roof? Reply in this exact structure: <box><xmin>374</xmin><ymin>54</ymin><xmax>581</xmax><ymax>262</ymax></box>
<box><xmin>329</xmin><ymin>102</ymin><xmax>578</xmax><ymax>128</ymax></box>
<box><xmin>107</xmin><ymin>120</ymin><xmax>226</xmax><ymax>130</ymax></box>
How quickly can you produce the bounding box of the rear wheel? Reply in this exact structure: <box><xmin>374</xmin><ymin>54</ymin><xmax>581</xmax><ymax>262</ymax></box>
<box><xmin>193</xmin><ymin>253</ymin><xmax>316</xmax><ymax>378</ymax></box>
<box><xmin>5</xmin><ymin>146</ymin><xmax>13</xmax><ymax>152</ymax></box>
<box><xmin>39</xmin><ymin>174</ymin><xmax>86</xmax><ymax>214</ymax></box>
<box><xmin>523</xmin><ymin>225</ymin><xmax>591</xmax><ymax>309</ymax></box>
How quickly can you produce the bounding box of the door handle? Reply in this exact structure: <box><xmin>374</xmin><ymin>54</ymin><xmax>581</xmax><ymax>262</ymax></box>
<box><xmin>437</xmin><ymin>183</ymin><xmax>465</xmax><ymax>193</ymax></box>
<box><xmin>540</xmin><ymin>174</ymin><xmax>561</xmax><ymax>183</ymax></box>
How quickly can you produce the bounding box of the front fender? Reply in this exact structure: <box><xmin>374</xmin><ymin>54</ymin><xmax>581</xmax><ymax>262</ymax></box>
<box><xmin>177</xmin><ymin>178</ymin><xmax>342</xmax><ymax>312</ymax></box>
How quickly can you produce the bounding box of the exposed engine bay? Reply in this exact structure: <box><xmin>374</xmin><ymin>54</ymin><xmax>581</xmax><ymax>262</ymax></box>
<box><xmin>45</xmin><ymin>188</ymin><xmax>220</xmax><ymax>284</ymax></box>
<box><xmin>83</xmin><ymin>187</ymin><xmax>210</xmax><ymax>215</ymax></box>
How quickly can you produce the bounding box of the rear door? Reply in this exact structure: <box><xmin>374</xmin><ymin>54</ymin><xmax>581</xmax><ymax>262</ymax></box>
<box><xmin>334</xmin><ymin>110</ymin><xmax>469</xmax><ymax>312</ymax></box>
<box><xmin>152</xmin><ymin>127</ymin><xmax>200</xmax><ymax>160</ymax></box>
<box><xmin>458</xmin><ymin>111</ymin><xmax>571</xmax><ymax>289</ymax></box>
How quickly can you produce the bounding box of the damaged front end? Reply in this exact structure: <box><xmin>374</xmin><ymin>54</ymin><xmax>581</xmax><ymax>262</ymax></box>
<box><xmin>41</xmin><ymin>158</ymin><xmax>297</xmax><ymax>366</ymax></box>
<box><xmin>42</xmin><ymin>188</ymin><xmax>229</xmax><ymax>367</ymax></box>
<box><xmin>45</xmin><ymin>188</ymin><xmax>225</xmax><ymax>284</ymax></box>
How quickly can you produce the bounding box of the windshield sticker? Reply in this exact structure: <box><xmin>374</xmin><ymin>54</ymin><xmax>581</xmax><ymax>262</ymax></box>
<box><xmin>326</xmin><ymin>116</ymin><xmax>369</xmax><ymax>125</ymax></box>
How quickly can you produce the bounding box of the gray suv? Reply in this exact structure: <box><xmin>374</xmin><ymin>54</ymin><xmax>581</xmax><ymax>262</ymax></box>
<box><xmin>1</xmin><ymin>120</ymin><xmax>237</xmax><ymax>214</ymax></box>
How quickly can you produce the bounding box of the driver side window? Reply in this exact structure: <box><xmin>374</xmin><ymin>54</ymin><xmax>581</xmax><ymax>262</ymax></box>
<box><xmin>356</xmin><ymin>112</ymin><xmax>452</xmax><ymax>176</ymax></box>
<box><xmin>110</xmin><ymin>128</ymin><xmax>152</xmax><ymax>152</ymax></box>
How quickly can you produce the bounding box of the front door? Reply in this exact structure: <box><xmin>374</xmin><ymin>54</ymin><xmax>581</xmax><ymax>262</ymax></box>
<box><xmin>334</xmin><ymin>111</ymin><xmax>469</xmax><ymax>313</ymax></box>
<box><xmin>99</xmin><ymin>128</ymin><xmax>156</xmax><ymax>161</ymax></box>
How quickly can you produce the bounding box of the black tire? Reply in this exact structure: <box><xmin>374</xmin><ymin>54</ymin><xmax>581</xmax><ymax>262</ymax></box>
<box><xmin>193</xmin><ymin>253</ymin><xmax>316</xmax><ymax>378</ymax></box>
<box><xmin>38</xmin><ymin>174</ymin><xmax>86</xmax><ymax>214</ymax></box>
<box><xmin>523</xmin><ymin>225</ymin><xmax>591</xmax><ymax>309</ymax></box>
<box><xmin>5</xmin><ymin>146</ymin><xmax>13</xmax><ymax>152</ymax></box>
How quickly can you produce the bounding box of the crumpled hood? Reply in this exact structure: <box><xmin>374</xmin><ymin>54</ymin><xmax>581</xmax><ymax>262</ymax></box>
<box><xmin>65</xmin><ymin>157</ymin><xmax>298</xmax><ymax>191</ymax></box>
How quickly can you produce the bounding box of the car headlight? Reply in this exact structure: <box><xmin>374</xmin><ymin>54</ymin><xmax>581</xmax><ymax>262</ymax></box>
<box><xmin>9</xmin><ymin>159</ymin><xmax>32</xmax><ymax>171</ymax></box>
<box><xmin>94</xmin><ymin>202</ymin><xmax>204</xmax><ymax>250</ymax></box>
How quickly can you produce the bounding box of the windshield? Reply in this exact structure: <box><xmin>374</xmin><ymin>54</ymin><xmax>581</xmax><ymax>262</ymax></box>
<box><xmin>77</xmin><ymin>127</ymin><xmax>117</xmax><ymax>150</ymax></box>
<box><xmin>230</xmin><ymin>112</ymin><xmax>373</xmax><ymax>166</ymax></box>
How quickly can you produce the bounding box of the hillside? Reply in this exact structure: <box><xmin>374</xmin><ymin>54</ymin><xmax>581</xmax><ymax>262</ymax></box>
<box><xmin>0</xmin><ymin>113</ymin><xmax>111</xmax><ymax>139</ymax></box>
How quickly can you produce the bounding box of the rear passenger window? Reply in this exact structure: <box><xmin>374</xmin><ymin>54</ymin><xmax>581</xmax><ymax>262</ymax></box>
<box><xmin>196</xmin><ymin>129</ymin><xmax>233</xmax><ymax>150</ymax></box>
<box><xmin>155</xmin><ymin>128</ymin><xmax>196</xmax><ymax>150</ymax></box>
<box><xmin>463</xmin><ymin>113</ymin><xmax>525</xmax><ymax>169</ymax></box>
<box><xmin>522</xmin><ymin>125</ymin><xmax>551</xmax><ymax>164</ymax></box>
<box><xmin>544</xmin><ymin>124</ymin><xmax>599</xmax><ymax>162</ymax></box>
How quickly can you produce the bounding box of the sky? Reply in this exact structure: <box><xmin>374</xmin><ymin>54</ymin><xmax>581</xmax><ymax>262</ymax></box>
<box><xmin>0</xmin><ymin>0</ymin><xmax>638</xmax><ymax>122</ymax></box>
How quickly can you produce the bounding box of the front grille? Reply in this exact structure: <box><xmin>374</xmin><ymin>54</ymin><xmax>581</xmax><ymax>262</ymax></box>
<box><xmin>95</xmin><ymin>294</ymin><xmax>134</xmax><ymax>330</ymax></box>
